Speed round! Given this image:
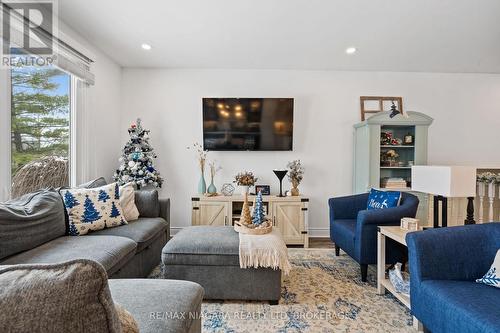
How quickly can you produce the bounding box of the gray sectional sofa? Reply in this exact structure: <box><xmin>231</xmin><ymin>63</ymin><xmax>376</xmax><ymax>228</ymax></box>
<box><xmin>0</xmin><ymin>177</ymin><xmax>169</xmax><ymax>278</ymax></box>
<box><xmin>0</xmin><ymin>178</ymin><xmax>205</xmax><ymax>333</ymax></box>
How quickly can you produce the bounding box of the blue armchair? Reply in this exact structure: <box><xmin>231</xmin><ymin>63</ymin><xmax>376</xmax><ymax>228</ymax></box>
<box><xmin>406</xmin><ymin>223</ymin><xmax>500</xmax><ymax>333</ymax></box>
<box><xmin>329</xmin><ymin>192</ymin><xmax>419</xmax><ymax>281</ymax></box>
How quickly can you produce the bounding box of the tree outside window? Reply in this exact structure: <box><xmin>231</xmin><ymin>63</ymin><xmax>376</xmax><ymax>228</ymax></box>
<box><xmin>10</xmin><ymin>65</ymin><xmax>71</xmax><ymax>197</ymax></box>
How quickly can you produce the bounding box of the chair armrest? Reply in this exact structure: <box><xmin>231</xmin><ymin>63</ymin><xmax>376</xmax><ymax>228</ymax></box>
<box><xmin>406</xmin><ymin>224</ymin><xmax>499</xmax><ymax>284</ymax></box>
<box><xmin>356</xmin><ymin>203</ymin><xmax>415</xmax><ymax>227</ymax></box>
<box><xmin>329</xmin><ymin>193</ymin><xmax>369</xmax><ymax>220</ymax></box>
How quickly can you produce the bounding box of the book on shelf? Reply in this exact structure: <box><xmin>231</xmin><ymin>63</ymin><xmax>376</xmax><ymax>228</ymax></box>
<box><xmin>381</xmin><ymin>177</ymin><xmax>408</xmax><ymax>189</ymax></box>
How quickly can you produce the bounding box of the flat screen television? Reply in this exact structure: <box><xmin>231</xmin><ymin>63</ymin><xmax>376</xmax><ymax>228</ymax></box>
<box><xmin>202</xmin><ymin>98</ymin><xmax>294</xmax><ymax>151</ymax></box>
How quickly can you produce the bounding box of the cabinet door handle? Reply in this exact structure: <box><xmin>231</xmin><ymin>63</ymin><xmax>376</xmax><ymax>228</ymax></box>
<box><xmin>273</xmin><ymin>216</ymin><xmax>276</xmax><ymax>226</ymax></box>
<box><xmin>224</xmin><ymin>216</ymin><xmax>227</xmax><ymax>226</ymax></box>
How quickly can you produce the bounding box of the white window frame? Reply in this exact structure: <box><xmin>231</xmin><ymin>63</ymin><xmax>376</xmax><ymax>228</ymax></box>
<box><xmin>0</xmin><ymin>69</ymin><xmax>12</xmax><ymax>201</ymax></box>
<box><xmin>1</xmin><ymin>67</ymin><xmax>76</xmax><ymax>199</ymax></box>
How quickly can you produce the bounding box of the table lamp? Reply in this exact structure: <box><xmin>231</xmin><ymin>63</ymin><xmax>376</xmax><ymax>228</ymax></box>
<box><xmin>411</xmin><ymin>166</ymin><xmax>477</xmax><ymax>227</ymax></box>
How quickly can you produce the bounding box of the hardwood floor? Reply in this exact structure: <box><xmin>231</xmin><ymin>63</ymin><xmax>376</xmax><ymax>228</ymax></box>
<box><xmin>308</xmin><ymin>237</ymin><xmax>334</xmax><ymax>248</ymax></box>
<box><xmin>286</xmin><ymin>237</ymin><xmax>334</xmax><ymax>249</ymax></box>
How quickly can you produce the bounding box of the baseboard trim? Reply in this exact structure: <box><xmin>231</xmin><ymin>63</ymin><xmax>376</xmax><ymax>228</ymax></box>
<box><xmin>170</xmin><ymin>226</ymin><xmax>330</xmax><ymax>238</ymax></box>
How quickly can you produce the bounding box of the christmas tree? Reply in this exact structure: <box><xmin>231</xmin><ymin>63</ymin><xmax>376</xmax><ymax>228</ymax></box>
<box><xmin>64</xmin><ymin>191</ymin><xmax>79</xmax><ymax>209</ymax></box>
<box><xmin>98</xmin><ymin>189</ymin><xmax>110</xmax><ymax>203</ymax></box>
<box><xmin>68</xmin><ymin>222</ymin><xmax>79</xmax><ymax>236</ymax></box>
<box><xmin>81</xmin><ymin>195</ymin><xmax>101</xmax><ymax>223</ymax></box>
<box><xmin>252</xmin><ymin>191</ymin><xmax>265</xmax><ymax>225</ymax></box>
<box><xmin>113</xmin><ymin>118</ymin><xmax>164</xmax><ymax>189</ymax></box>
<box><xmin>110</xmin><ymin>201</ymin><xmax>121</xmax><ymax>218</ymax></box>
<box><xmin>240</xmin><ymin>193</ymin><xmax>252</xmax><ymax>225</ymax></box>
<box><xmin>114</xmin><ymin>183</ymin><xmax>120</xmax><ymax>200</ymax></box>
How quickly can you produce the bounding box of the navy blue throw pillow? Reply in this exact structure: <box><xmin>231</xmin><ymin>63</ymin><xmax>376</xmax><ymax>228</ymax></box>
<box><xmin>367</xmin><ymin>188</ymin><xmax>401</xmax><ymax>210</ymax></box>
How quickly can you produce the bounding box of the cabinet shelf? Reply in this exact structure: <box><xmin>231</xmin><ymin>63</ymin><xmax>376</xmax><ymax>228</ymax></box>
<box><xmin>380</xmin><ymin>145</ymin><xmax>414</xmax><ymax>148</ymax></box>
<box><xmin>380</xmin><ymin>166</ymin><xmax>411</xmax><ymax>169</ymax></box>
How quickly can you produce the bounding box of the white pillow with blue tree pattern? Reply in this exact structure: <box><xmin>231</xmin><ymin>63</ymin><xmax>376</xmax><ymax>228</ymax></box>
<box><xmin>61</xmin><ymin>183</ymin><xmax>128</xmax><ymax>236</ymax></box>
<box><xmin>476</xmin><ymin>249</ymin><xmax>500</xmax><ymax>288</ymax></box>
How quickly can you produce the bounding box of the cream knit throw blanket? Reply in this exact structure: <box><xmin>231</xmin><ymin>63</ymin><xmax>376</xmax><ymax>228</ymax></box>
<box><xmin>239</xmin><ymin>229</ymin><xmax>292</xmax><ymax>275</ymax></box>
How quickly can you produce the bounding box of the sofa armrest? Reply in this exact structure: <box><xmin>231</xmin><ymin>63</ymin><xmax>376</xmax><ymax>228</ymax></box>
<box><xmin>406</xmin><ymin>224</ymin><xmax>499</xmax><ymax>284</ymax></box>
<box><xmin>159</xmin><ymin>198</ymin><xmax>171</xmax><ymax>241</ymax></box>
<box><xmin>159</xmin><ymin>198</ymin><xmax>170</xmax><ymax>224</ymax></box>
<box><xmin>134</xmin><ymin>190</ymin><xmax>160</xmax><ymax>218</ymax></box>
<box><xmin>329</xmin><ymin>193</ymin><xmax>369</xmax><ymax>221</ymax></box>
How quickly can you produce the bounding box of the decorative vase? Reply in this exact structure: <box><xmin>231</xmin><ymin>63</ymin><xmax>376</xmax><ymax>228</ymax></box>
<box><xmin>240</xmin><ymin>185</ymin><xmax>249</xmax><ymax>196</ymax></box>
<box><xmin>198</xmin><ymin>172</ymin><xmax>206</xmax><ymax>194</ymax></box>
<box><xmin>207</xmin><ymin>176</ymin><xmax>217</xmax><ymax>194</ymax></box>
<box><xmin>291</xmin><ymin>180</ymin><xmax>299</xmax><ymax>196</ymax></box>
<box><xmin>273</xmin><ymin>169</ymin><xmax>288</xmax><ymax>197</ymax></box>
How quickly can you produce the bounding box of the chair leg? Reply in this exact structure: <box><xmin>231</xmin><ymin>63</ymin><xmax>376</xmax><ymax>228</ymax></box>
<box><xmin>361</xmin><ymin>264</ymin><xmax>368</xmax><ymax>282</ymax></box>
<box><xmin>334</xmin><ymin>244</ymin><xmax>340</xmax><ymax>256</ymax></box>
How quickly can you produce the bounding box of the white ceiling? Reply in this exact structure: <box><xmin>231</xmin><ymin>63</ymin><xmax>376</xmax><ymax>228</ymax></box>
<box><xmin>59</xmin><ymin>0</ymin><xmax>500</xmax><ymax>73</ymax></box>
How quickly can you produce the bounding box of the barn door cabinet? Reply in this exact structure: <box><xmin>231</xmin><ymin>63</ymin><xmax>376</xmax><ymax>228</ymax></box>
<box><xmin>191</xmin><ymin>195</ymin><xmax>309</xmax><ymax>247</ymax></box>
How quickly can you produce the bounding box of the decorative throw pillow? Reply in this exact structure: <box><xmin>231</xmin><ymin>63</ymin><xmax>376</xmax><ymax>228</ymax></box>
<box><xmin>119</xmin><ymin>183</ymin><xmax>140</xmax><ymax>221</ymax></box>
<box><xmin>476</xmin><ymin>249</ymin><xmax>500</xmax><ymax>288</ymax></box>
<box><xmin>367</xmin><ymin>188</ymin><xmax>401</xmax><ymax>210</ymax></box>
<box><xmin>61</xmin><ymin>183</ymin><xmax>127</xmax><ymax>236</ymax></box>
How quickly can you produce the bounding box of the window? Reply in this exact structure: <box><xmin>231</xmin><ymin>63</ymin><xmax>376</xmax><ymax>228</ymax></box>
<box><xmin>10</xmin><ymin>64</ymin><xmax>71</xmax><ymax>198</ymax></box>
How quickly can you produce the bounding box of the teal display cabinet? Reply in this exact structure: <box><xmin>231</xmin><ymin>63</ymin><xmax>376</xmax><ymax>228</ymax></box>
<box><xmin>353</xmin><ymin>111</ymin><xmax>434</xmax><ymax>223</ymax></box>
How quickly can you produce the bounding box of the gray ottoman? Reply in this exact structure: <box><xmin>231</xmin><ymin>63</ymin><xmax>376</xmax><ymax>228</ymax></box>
<box><xmin>161</xmin><ymin>226</ymin><xmax>281</xmax><ymax>304</ymax></box>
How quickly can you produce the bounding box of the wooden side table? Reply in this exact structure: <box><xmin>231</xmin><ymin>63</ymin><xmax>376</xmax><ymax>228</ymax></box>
<box><xmin>377</xmin><ymin>226</ymin><xmax>423</xmax><ymax>332</ymax></box>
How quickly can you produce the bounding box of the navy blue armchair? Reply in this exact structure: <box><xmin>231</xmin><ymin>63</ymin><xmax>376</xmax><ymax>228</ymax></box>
<box><xmin>406</xmin><ymin>223</ymin><xmax>500</xmax><ymax>333</ymax></box>
<box><xmin>329</xmin><ymin>192</ymin><xmax>419</xmax><ymax>281</ymax></box>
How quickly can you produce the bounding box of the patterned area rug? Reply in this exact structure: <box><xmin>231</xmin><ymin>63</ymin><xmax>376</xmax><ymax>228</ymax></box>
<box><xmin>150</xmin><ymin>249</ymin><xmax>413</xmax><ymax>332</ymax></box>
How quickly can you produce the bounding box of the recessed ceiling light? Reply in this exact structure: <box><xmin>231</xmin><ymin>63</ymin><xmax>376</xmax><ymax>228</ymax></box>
<box><xmin>345</xmin><ymin>47</ymin><xmax>357</xmax><ymax>54</ymax></box>
<box><xmin>141</xmin><ymin>43</ymin><xmax>152</xmax><ymax>50</ymax></box>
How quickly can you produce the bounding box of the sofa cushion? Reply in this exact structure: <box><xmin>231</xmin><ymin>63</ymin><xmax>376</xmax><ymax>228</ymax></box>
<box><xmin>417</xmin><ymin>280</ymin><xmax>500</xmax><ymax>333</ymax></box>
<box><xmin>109</xmin><ymin>279</ymin><xmax>204</xmax><ymax>333</ymax></box>
<box><xmin>0</xmin><ymin>236</ymin><xmax>137</xmax><ymax>276</ymax></box>
<box><xmin>61</xmin><ymin>183</ymin><xmax>128</xmax><ymax>236</ymax></box>
<box><xmin>0</xmin><ymin>189</ymin><xmax>66</xmax><ymax>260</ymax></box>
<box><xmin>78</xmin><ymin>177</ymin><xmax>108</xmax><ymax>188</ymax></box>
<box><xmin>91</xmin><ymin>217</ymin><xmax>167</xmax><ymax>252</ymax></box>
<box><xmin>135</xmin><ymin>190</ymin><xmax>160</xmax><ymax>217</ymax></box>
<box><xmin>0</xmin><ymin>259</ymin><xmax>121</xmax><ymax>333</ymax></box>
<box><xmin>162</xmin><ymin>226</ymin><xmax>240</xmax><ymax>266</ymax></box>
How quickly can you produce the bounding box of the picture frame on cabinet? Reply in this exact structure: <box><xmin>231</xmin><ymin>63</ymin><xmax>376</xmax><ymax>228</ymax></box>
<box><xmin>255</xmin><ymin>185</ymin><xmax>271</xmax><ymax>195</ymax></box>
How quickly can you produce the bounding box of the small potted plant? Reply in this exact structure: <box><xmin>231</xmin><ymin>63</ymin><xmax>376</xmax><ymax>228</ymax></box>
<box><xmin>234</xmin><ymin>171</ymin><xmax>258</xmax><ymax>195</ymax></box>
<box><xmin>287</xmin><ymin>160</ymin><xmax>304</xmax><ymax>196</ymax></box>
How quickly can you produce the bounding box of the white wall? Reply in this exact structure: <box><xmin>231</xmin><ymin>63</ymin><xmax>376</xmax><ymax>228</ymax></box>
<box><xmin>120</xmin><ymin>69</ymin><xmax>500</xmax><ymax>236</ymax></box>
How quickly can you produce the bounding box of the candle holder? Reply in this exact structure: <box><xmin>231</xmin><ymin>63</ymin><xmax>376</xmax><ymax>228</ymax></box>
<box><xmin>273</xmin><ymin>169</ymin><xmax>288</xmax><ymax>197</ymax></box>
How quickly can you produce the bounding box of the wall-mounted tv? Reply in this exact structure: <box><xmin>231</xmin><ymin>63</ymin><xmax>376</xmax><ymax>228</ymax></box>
<box><xmin>202</xmin><ymin>98</ymin><xmax>294</xmax><ymax>151</ymax></box>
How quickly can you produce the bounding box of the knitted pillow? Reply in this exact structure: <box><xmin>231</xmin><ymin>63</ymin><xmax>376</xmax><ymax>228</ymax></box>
<box><xmin>0</xmin><ymin>260</ymin><xmax>122</xmax><ymax>333</ymax></box>
<box><xmin>115</xmin><ymin>303</ymin><xmax>139</xmax><ymax>333</ymax></box>
<box><xmin>61</xmin><ymin>183</ymin><xmax>127</xmax><ymax>236</ymax></box>
<box><xmin>476</xmin><ymin>249</ymin><xmax>500</xmax><ymax>288</ymax></box>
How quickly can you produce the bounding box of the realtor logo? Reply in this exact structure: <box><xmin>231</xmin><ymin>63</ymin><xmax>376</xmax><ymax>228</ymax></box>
<box><xmin>1</xmin><ymin>0</ymin><xmax>57</xmax><ymax>67</ymax></box>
